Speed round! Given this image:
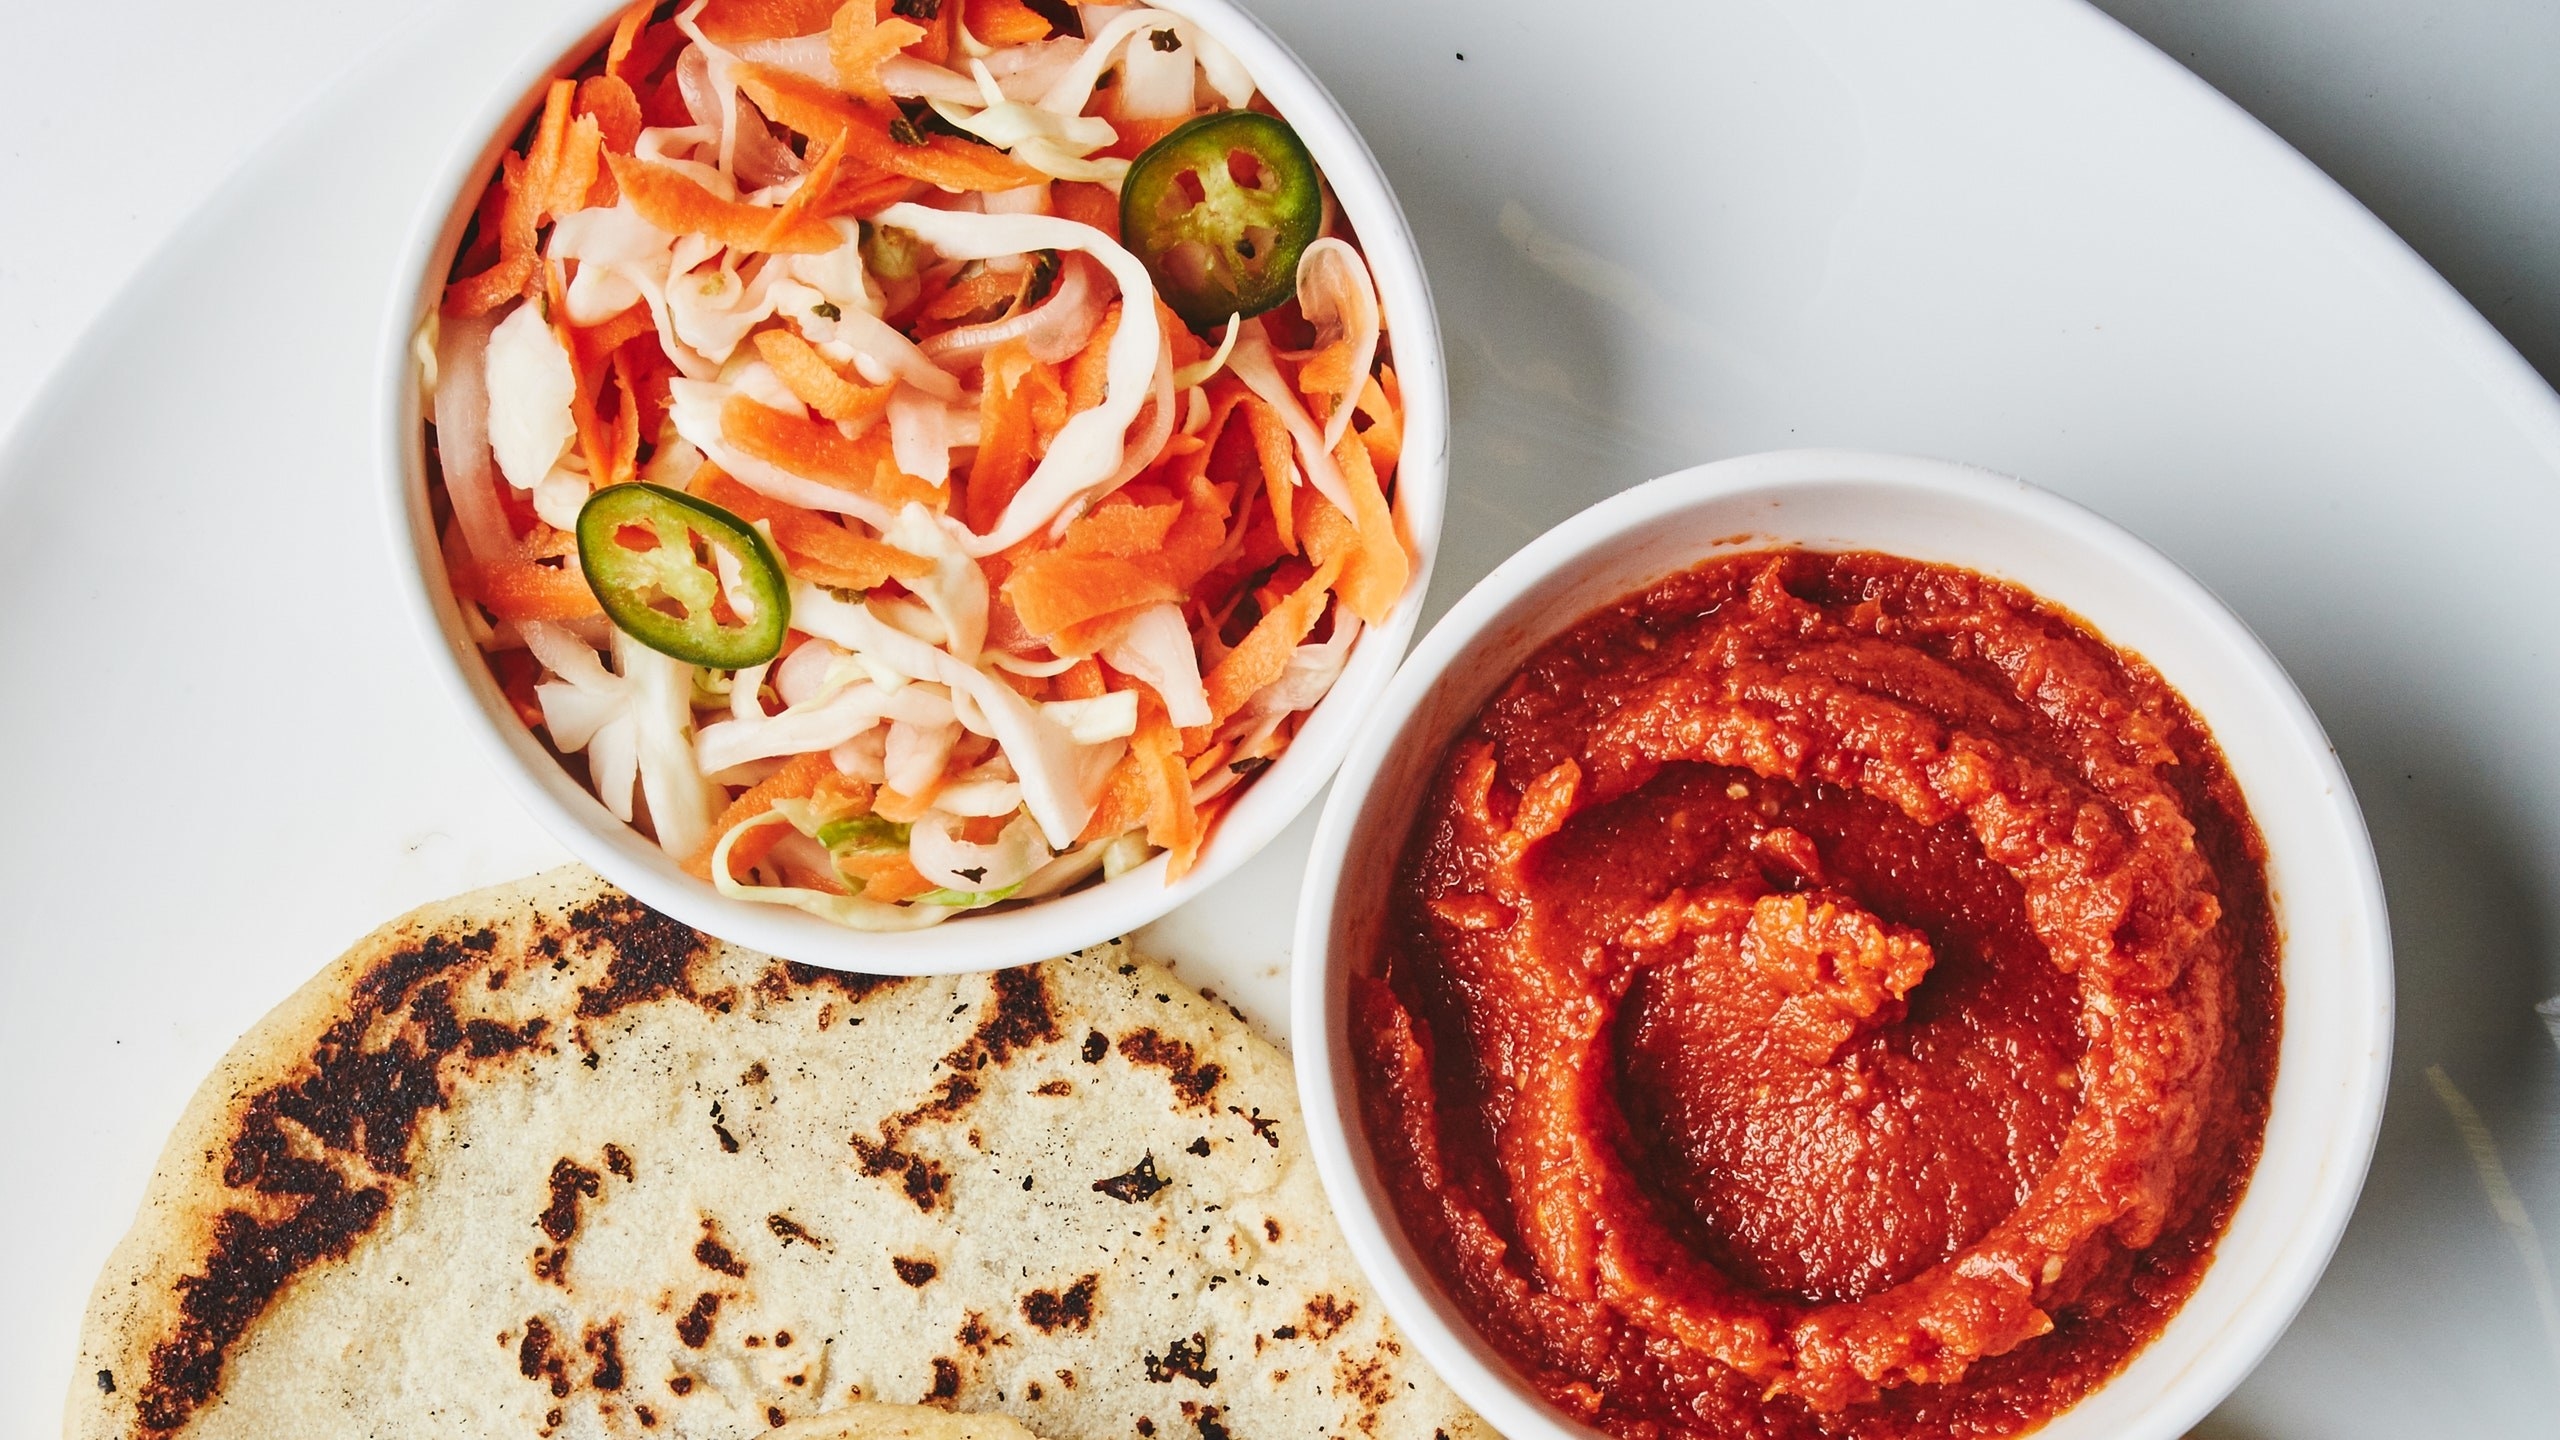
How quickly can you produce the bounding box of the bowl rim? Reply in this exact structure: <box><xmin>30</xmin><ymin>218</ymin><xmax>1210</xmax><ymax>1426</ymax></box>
<box><xmin>1290</xmin><ymin>448</ymin><xmax>2395</xmax><ymax>1439</ymax></box>
<box><xmin>373</xmin><ymin>0</ymin><xmax>1449</xmax><ymax>974</ymax></box>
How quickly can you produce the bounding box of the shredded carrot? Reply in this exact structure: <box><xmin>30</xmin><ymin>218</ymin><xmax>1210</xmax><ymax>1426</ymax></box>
<box><xmin>1100</xmin><ymin>112</ymin><xmax>1195</xmax><ymax>162</ymax></box>
<box><xmin>1058</xmin><ymin>657</ymin><xmax>1107</xmax><ymax>699</ymax></box>
<box><xmin>605</xmin><ymin>355</ymin><xmax>643</xmax><ymax>488</ymax></box>
<box><xmin>1354</xmin><ymin>370</ymin><xmax>1402</xmax><ymax>481</ymax></box>
<box><xmin>1050</xmin><ymin>181</ymin><xmax>1121</xmax><ymax>242</ymax></box>
<box><xmin>605</xmin><ymin>151</ymin><xmax>842</xmax><ymax>253</ymax></box>
<box><xmin>1237</xmin><ymin>395</ymin><xmax>1300</xmax><ymax>555</ymax></box>
<box><xmin>576</xmin><ymin>302</ymin><xmax>658</xmax><ymax>362</ymax></box>
<box><xmin>737</xmin><ymin>64</ymin><xmax>1040</xmax><ymax>193</ymax></box>
<box><xmin>1046</xmin><ymin>603</ymin><xmax>1150</xmax><ymax>659</ymax></box>
<box><xmin>692</xmin><ymin>464</ymin><xmax>933</xmax><ymax>590</ymax></box>
<box><xmin>751</xmin><ymin>328</ymin><xmax>895</xmax><ymax>424</ymax></box>
<box><xmin>1197</xmin><ymin>553</ymin><xmax>1345</xmax><ymax>731</ymax></box>
<box><xmin>574</xmin><ymin>77</ymin><xmax>644</xmax><ymax>203</ymax></box>
<box><xmin>684</xmin><ymin>751</ymin><xmax>841</xmax><ymax>882</ymax></box>
<box><xmin>604</xmin><ymin>1</ymin><xmax>652</xmax><ymax>76</ymax></box>
<box><xmin>829</xmin><ymin>1</ymin><xmax>927</xmax><ymax>101</ymax></box>
<box><xmin>1326</xmin><ymin>427</ymin><xmax>1410</xmax><ymax>625</ymax></box>
<box><xmin>1001</xmin><ymin>552</ymin><xmax>1183</xmax><ymax>638</ymax></box>
<box><xmin>759</xmin><ymin>122</ymin><xmax>855</xmax><ymax>251</ymax></box>
<box><xmin>1297</xmin><ymin>338</ymin><xmax>1355</xmax><ymax>428</ymax></box>
<box><xmin>719</xmin><ymin>394</ymin><xmax>946</xmax><ymax>511</ymax></box>
<box><xmin>1060</xmin><ymin>499</ymin><xmax>1182</xmax><ymax>556</ymax></box>
<box><xmin>964</xmin><ymin>0</ymin><xmax>1057</xmax><ymax>45</ymax></box>
<box><xmin>1130</xmin><ymin>696</ymin><xmax>1202</xmax><ymax>875</ymax></box>
<box><xmin>966</xmin><ymin>340</ymin><xmax>1068</xmax><ymax>534</ymax></box>
<box><xmin>701</xmin><ymin>0</ymin><xmax>843</xmax><ymax>43</ymax></box>
<box><xmin>1064</xmin><ymin>304</ymin><xmax>1123</xmax><ymax>414</ymax></box>
<box><xmin>921</xmin><ymin>263</ymin><xmax>1028</xmax><ymax>324</ymax></box>
<box><xmin>873</xmin><ymin>773</ymin><xmax>951</xmax><ymax>825</ymax></box>
<box><xmin>476</xmin><ymin>558</ymin><xmax>604</xmax><ymax>622</ymax></box>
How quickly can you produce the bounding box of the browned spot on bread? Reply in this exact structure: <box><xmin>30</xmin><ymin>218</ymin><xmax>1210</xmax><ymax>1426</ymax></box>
<box><xmin>1302</xmin><ymin>1293</ymin><xmax>1356</xmax><ymax>1342</ymax></box>
<box><xmin>667</xmin><ymin>1376</ymin><xmax>694</xmax><ymax>1395</ymax></box>
<box><xmin>961</xmin><ymin>966</ymin><xmax>1059</xmax><ymax>1067</ymax></box>
<box><xmin>675</xmin><ymin>1292</ymin><xmax>720</xmax><ymax>1349</ymax></box>
<box><xmin>1185</xmin><ymin>1136</ymin><xmax>1211</xmax><ymax>1156</ymax></box>
<box><xmin>1263</xmin><ymin>1218</ymin><xmax>1282</xmax><ymax>1242</ymax></box>
<box><xmin>1334</xmin><ymin>1344</ymin><xmax>1396</xmax><ymax>1419</ymax></box>
<box><xmin>894</xmin><ymin>1256</ymin><xmax>940</xmax><ymax>1287</ymax></box>
<box><xmin>584</xmin><ymin>1322</ymin><xmax>625</xmax><ymax>1391</ymax></box>
<box><xmin>1082</xmin><ymin>1030</ymin><xmax>1109</xmax><ymax>1063</ymax></box>
<box><xmin>540</xmin><ymin>1159</ymin><xmax>602</xmax><ymax>1243</ymax></box>
<box><xmin>136</xmin><ymin>925</ymin><xmax>512</xmax><ymax>1433</ymax></box>
<box><xmin>603</xmin><ymin>1144</ymin><xmax>634</xmax><ymax>1180</ymax></box>
<box><xmin>851</xmin><ymin>1135</ymin><xmax>951</xmax><ymax>1211</ymax></box>
<box><xmin>740</xmin><ymin>1061</ymin><xmax>769</xmax><ymax>1085</ymax></box>
<box><xmin>927</xmin><ymin>1356</ymin><xmax>962</xmax><ymax>1402</ymax></box>
<box><xmin>693</xmin><ymin>1218</ymin><xmax>748</xmax><ymax>1277</ymax></box>
<box><xmin>956</xmin><ymin>1312</ymin><xmax>1003</xmax><ymax>1354</ymax></box>
<box><xmin>1135</xmin><ymin>1417</ymin><xmax>1156</xmax><ymax>1435</ymax></box>
<box><xmin>1144</xmin><ymin>1333</ymin><xmax>1217</xmax><ymax>1385</ymax></box>
<box><xmin>769</xmin><ymin>1405</ymin><xmax>788</xmax><ymax>1428</ymax></box>
<box><xmin>1118</xmin><ymin>1030</ymin><xmax>1224</xmax><ymax>1110</ymax></box>
<box><xmin>519</xmin><ymin>1316</ymin><xmax>571</xmax><ymax>1397</ymax></box>
<box><xmin>776</xmin><ymin>961</ymin><xmax>910</xmax><ymax>1003</ymax></box>
<box><xmin>1021</xmin><ymin>1274</ymin><xmax>1097</xmax><ymax>1333</ymax></box>
<box><xmin>1228</xmin><ymin>1106</ymin><xmax>1280</xmax><ymax>1148</ymax></box>
<box><xmin>1094</xmin><ymin>1153</ymin><xmax>1170</xmax><ymax>1203</ymax></box>
<box><xmin>635</xmin><ymin>1404</ymin><xmax>658</xmax><ymax>1426</ymax></box>
<box><xmin>1035</xmin><ymin>1079</ymin><xmax>1074</xmax><ymax>1096</ymax></box>
<box><xmin>569</xmin><ymin>893</ymin><xmax>710</xmax><ymax>1017</ymax></box>
<box><xmin>768</xmin><ymin>1212</ymin><xmax>828</xmax><ymax>1249</ymax></box>
<box><xmin>1193</xmin><ymin>1404</ymin><xmax>1233</xmax><ymax>1440</ymax></box>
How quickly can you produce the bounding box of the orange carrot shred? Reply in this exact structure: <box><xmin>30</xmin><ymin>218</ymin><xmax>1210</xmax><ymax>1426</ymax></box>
<box><xmin>1001</xmin><ymin>552</ymin><xmax>1184</xmax><ymax>639</ymax></box>
<box><xmin>1327</xmin><ymin>427</ymin><xmax>1410</xmax><ymax>625</ymax></box>
<box><xmin>1129</xmin><ymin>697</ymin><xmax>1202</xmax><ymax>876</ymax></box>
<box><xmin>752</xmin><ymin>327</ymin><xmax>896</xmax><ymax>424</ymax></box>
<box><xmin>604</xmin><ymin>1</ymin><xmax>652</xmax><ymax>76</ymax></box>
<box><xmin>829</xmin><ymin>2</ymin><xmax>927</xmax><ymax>102</ymax></box>
<box><xmin>691</xmin><ymin>463</ymin><xmax>933</xmax><ymax>590</ymax></box>
<box><xmin>1199</xmin><ymin>553</ymin><xmax>1346</xmax><ymax>729</ymax></box>
<box><xmin>964</xmin><ymin>0</ymin><xmax>1057</xmax><ymax>45</ymax></box>
<box><xmin>1060</xmin><ymin>500</ymin><xmax>1182</xmax><ymax>557</ymax></box>
<box><xmin>719</xmin><ymin>394</ymin><xmax>946</xmax><ymax>512</ymax></box>
<box><xmin>604</xmin><ymin>151</ymin><xmax>842</xmax><ymax>253</ymax></box>
<box><xmin>1058</xmin><ymin>657</ymin><xmax>1107</xmax><ymax>700</ymax></box>
<box><xmin>685</xmin><ymin>751</ymin><xmax>840</xmax><ymax>882</ymax></box>
<box><xmin>1050</xmin><ymin>181</ymin><xmax>1121</xmax><ymax>242</ymax></box>
<box><xmin>737</xmin><ymin>63</ymin><xmax>1040</xmax><ymax>192</ymax></box>
<box><xmin>701</xmin><ymin>0</ymin><xmax>843</xmax><ymax>44</ymax></box>
<box><xmin>476</xmin><ymin>558</ymin><xmax>604</xmax><ymax>622</ymax></box>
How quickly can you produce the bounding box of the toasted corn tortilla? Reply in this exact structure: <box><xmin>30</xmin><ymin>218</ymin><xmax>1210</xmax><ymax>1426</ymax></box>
<box><xmin>68</xmin><ymin>868</ymin><xmax>1483</xmax><ymax>1440</ymax></box>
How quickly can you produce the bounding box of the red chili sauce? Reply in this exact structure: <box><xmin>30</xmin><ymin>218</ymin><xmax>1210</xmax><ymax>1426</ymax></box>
<box><xmin>1354</xmin><ymin>551</ymin><xmax>2280</xmax><ymax>1438</ymax></box>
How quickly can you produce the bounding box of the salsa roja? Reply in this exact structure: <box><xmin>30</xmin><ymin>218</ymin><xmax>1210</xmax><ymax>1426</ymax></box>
<box><xmin>1354</xmin><ymin>550</ymin><xmax>2280</xmax><ymax>1438</ymax></box>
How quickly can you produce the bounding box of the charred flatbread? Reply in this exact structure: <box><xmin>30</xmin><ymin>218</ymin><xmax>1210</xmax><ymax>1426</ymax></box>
<box><xmin>68</xmin><ymin>868</ymin><xmax>1483</xmax><ymax>1440</ymax></box>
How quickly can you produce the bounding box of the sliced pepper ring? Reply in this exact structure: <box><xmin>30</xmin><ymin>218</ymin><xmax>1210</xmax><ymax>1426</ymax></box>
<box><xmin>1119</xmin><ymin>110</ymin><xmax>1324</xmax><ymax>333</ymax></box>
<box><xmin>576</xmin><ymin>483</ymin><xmax>790</xmax><ymax>668</ymax></box>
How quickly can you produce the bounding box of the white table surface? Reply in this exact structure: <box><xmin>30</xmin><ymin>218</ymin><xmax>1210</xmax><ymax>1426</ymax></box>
<box><xmin>7</xmin><ymin>3</ymin><xmax>2557</xmax><ymax>1437</ymax></box>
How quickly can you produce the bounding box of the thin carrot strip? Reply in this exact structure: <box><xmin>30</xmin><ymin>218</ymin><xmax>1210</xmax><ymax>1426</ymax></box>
<box><xmin>1001</xmin><ymin>552</ymin><xmax>1183</xmax><ymax>638</ymax></box>
<box><xmin>737</xmin><ymin>63</ymin><xmax>1040</xmax><ymax>192</ymax></box>
<box><xmin>719</xmin><ymin>394</ymin><xmax>946</xmax><ymax>510</ymax></box>
<box><xmin>1327</xmin><ymin>426</ymin><xmax>1410</xmax><ymax>625</ymax></box>
<box><xmin>604</xmin><ymin>1</ymin><xmax>652</xmax><ymax>76</ymax></box>
<box><xmin>701</xmin><ymin>0</ymin><xmax>842</xmax><ymax>44</ymax></box>
<box><xmin>966</xmin><ymin>341</ymin><xmax>1067</xmax><ymax>534</ymax></box>
<box><xmin>606</xmin><ymin>352</ymin><xmax>644</xmax><ymax>488</ymax></box>
<box><xmin>1238</xmin><ymin>396</ymin><xmax>1299</xmax><ymax>554</ymax></box>
<box><xmin>1050</xmin><ymin>181</ymin><xmax>1120</xmax><ymax>242</ymax></box>
<box><xmin>842</xmin><ymin>853</ymin><xmax>938</xmax><ymax>903</ymax></box>
<box><xmin>1199</xmin><ymin>553</ymin><xmax>1345</xmax><ymax>728</ymax></box>
<box><xmin>477</xmin><ymin>559</ymin><xmax>604</xmax><ymax>622</ymax></box>
<box><xmin>829</xmin><ymin>1</ymin><xmax>927</xmax><ymax>102</ymax></box>
<box><xmin>1130</xmin><ymin>697</ymin><xmax>1202</xmax><ymax>876</ymax></box>
<box><xmin>684</xmin><ymin>751</ymin><xmax>840</xmax><ymax>882</ymax></box>
<box><xmin>1354</xmin><ymin>370</ymin><xmax>1402</xmax><ymax>482</ymax></box>
<box><xmin>758</xmin><ymin>122</ymin><xmax>854</xmax><ymax>251</ymax></box>
<box><xmin>604</xmin><ymin>151</ymin><xmax>843</xmax><ymax>253</ymax></box>
<box><xmin>1064</xmin><ymin>304</ymin><xmax>1123</xmax><ymax>413</ymax></box>
<box><xmin>752</xmin><ymin>327</ymin><xmax>895</xmax><ymax>424</ymax></box>
<box><xmin>1058</xmin><ymin>657</ymin><xmax>1107</xmax><ymax>700</ymax></box>
<box><xmin>965</xmin><ymin>0</ymin><xmax>1057</xmax><ymax>44</ymax></box>
<box><xmin>1060</xmin><ymin>499</ymin><xmax>1182</xmax><ymax>556</ymax></box>
<box><xmin>691</xmin><ymin>465</ymin><xmax>932</xmax><ymax>589</ymax></box>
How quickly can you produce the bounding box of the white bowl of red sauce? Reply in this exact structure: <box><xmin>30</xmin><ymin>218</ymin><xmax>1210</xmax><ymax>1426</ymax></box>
<box><xmin>1293</xmin><ymin>450</ymin><xmax>2391</xmax><ymax>1440</ymax></box>
<box><xmin>378</xmin><ymin>0</ymin><xmax>1446</xmax><ymax>974</ymax></box>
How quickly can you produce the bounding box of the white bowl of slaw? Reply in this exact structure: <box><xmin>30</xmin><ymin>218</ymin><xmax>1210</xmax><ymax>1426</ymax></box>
<box><xmin>378</xmin><ymin>0</ymin><xmax>1446</xmax><ymax>974</ymax></box>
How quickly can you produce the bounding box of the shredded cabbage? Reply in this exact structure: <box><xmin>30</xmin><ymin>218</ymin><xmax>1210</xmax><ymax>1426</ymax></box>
<box><xmin>1229</xmin><ymin>318</ymin><xmax>1355</xmax><ymax>516</ymax></box>
<box><xmin>1036</xmin><ymin>10</ymin><xmax>1252</xmax><ymax>117</ymax></box>
<box><xmin>870</xmin><ymin>204</ymin><xmax>1164</xmax><ymax>555</ymax></box>
<box><xmin>484</xmin><ymin>302</ymin><xmax>578</xmax><ymax>494</ymax></box>
<box><xmin>789</xmin><ymin>582</ymin><xmax>1098</xmax><ymax>848</ymax></box>
<box><xmin>911</xmin><ymin>809</ymin><xmax>1050</xmax><ymax>892</ymax></box>
<box><xmin>931</xmin><ymin>59</ymin><xmax>1126</xmax><ymax>183</ymax></box>
<box><xmin>1101</xmin><ymin>602</ymin><xmax>1211</xmax><ymax>727</ymax></box>
<box><xmin>883</xmin><ymin>504</ymin><xmax>990</xmax><ymax>663</ymax></box>
<box><xmin>709</xmin><ymin>812</ymin><xmax>960</xmax><ymax>930</ymax></box>
<box><xmin>1297</xmin><ymin>238</ymin><xmax>1381</xmax><ymax>451</ymax></box>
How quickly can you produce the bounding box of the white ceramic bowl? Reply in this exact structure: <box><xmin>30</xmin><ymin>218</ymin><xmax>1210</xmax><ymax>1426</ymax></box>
<box><xmin>1293</xmin><ymin>451</ymin><xmax>2391</xmax><ymax>1439</ymax></box>
<box><xmin>377</xmin><ymin>0</ymin><xmax>1446</xmax><ymax>973</ymax></box>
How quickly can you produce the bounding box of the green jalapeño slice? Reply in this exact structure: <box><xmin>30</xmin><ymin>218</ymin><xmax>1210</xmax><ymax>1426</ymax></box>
<box><xmin>575</xmin><ymin>483</ymin><xmax>789</xmax><ymax>668</ymax></box>
<box><xmin>1120</xmin><ymin>110</ymin><xmax>1323</xmax><ymax>333</ymax></box>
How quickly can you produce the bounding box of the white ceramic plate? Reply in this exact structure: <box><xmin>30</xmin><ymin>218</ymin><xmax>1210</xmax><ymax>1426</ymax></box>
<box><xmin>3</xmin><ymin>2</ymin><xmax>2554</xmax><ymax>1436</ymax></box>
